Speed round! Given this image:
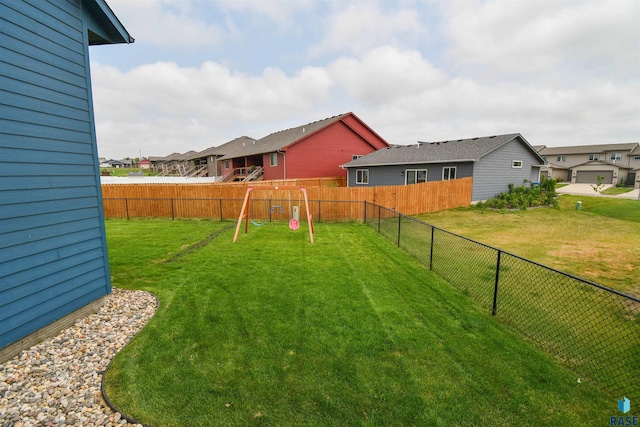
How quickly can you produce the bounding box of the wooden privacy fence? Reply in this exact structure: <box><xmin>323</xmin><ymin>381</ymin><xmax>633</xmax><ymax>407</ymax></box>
<box><xmin>101</xmin><ymin>177</ymin><xmax>472</xmax><ymax>220</ymax></box>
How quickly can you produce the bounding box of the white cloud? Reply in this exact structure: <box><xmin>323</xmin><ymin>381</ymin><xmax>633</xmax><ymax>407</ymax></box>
<box><xmin>91</xmin><ymin>0</ymin><xmax>639</xmax><ymax>159</ymax></box>
<box><xmin>445</xmin><ymin>0</ymin><xmax>640</xmax><ymax>82</ymax></box>
<box><xmin>91</xmin><ymin>61</ymin><xmax>333</xmax><ymax>157</ymax></box>
<box><xmin>328</xmin><ymin>46</ymin><xmax>446</xmax><ymax>104</ymax></box>
<box><xmin>105</xmin><ymin>0</ymin><xmax>226</xmax><ymax>48</ymax></box>
<box><xmin>216</xmin><ymin>0</ymin><xmax>314</xmax><ymax>31</ymax></box>
<box><xmin>311</xmin><ymin>1</ymin><xmax>425</xmax><ymax>57</ymax></box>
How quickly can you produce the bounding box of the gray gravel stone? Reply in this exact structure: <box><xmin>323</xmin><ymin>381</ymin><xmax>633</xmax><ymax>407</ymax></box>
<box><xmin>0</xmin><ymin>288</ymin><xmax>157</xmax><ymax>427</ymax></box>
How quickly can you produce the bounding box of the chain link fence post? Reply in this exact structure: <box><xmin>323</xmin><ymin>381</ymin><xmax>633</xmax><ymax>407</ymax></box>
<box><xmin>492</xmin><ymin>250</ymin><xmax>502</xmax><ymax>316</ymax></box>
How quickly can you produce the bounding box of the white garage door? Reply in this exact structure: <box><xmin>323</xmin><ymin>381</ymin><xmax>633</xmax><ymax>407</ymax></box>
<box><xmin>575</xmin><ymin>170</ymin><xmax>613</xmax><ymax>184</ymax></box>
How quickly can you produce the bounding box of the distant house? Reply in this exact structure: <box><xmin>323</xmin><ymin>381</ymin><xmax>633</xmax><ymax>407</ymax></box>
<box><xmin>137</xmin><ymin>159</ymin><xmax>150</xmax><ymax>169</ymax></box>
<box><xmin>218</xmin><ymin>113</ymin><xmax>390</xmax><ymax>181</ymax></box>
<box><xmin>536</xmin><ymin>143</ymin><xmax>640</xmax><ymax>188</ymax></box>
<box><xmin>0</xmin><ymin>0</ymin><xmax>132</xmax><ymax>359</ymax></box>
<box><xmin>342</xmin><ymin>133</ymin><xmax>545</xmax><ymax>201</ymax></box>
<box><xmin>187</xmin><ymin>136</ymin><xmax>257</xmax><ymax>178</ymax></box>
<box><xmin>149</xmin><ymin>151</ymin><xmax>197</xmax><ymax>176</ymax></box>
<box><xmin>99</xmin><ymin>159</ymin><xmax>127</xmax><ymax>168</ymax></box>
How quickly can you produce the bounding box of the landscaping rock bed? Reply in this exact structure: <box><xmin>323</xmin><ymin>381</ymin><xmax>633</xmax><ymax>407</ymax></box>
<box><xmin>0</xmin><ymin>288</ymin><xmax>157</xmax><ymax>427</ymax></box>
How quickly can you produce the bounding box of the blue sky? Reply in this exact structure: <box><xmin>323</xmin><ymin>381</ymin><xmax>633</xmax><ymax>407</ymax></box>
<box><xmin>90</xmin><ymin>0</ymin><xmax>640</xmax><ymax>159</ymax></box>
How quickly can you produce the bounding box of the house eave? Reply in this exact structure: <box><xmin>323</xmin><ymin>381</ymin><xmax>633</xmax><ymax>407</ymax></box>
<box><xmin>84</xmin><ymin>0</ymin><xmax>134</xmax><ymax>45</ymax></box>
<box><xmin>342</xmin><ymin>159</ymin><xmax>476</xmax><ymax>168</ymax></box>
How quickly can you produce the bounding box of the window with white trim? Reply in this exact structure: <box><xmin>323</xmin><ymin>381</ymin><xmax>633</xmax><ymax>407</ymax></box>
<box><xmin>589</xmin><ymin>154</ymin><xmax>599</xmax><ymax>161</ymax></box>
<box><xmin>224</xmin><ymin>160</ymin><xmax>230</xmax><ymax>169</ymax></box>
<box><xmin>610</xmin><ymin>153</ymin><xmax>622</xmax><ymax>161</ymax></box>
<box><xmin>352</xmin><ymin>155</ymin><xmax>362</xmax><ymax>160</ymax></box>
<box><xmin>634</xmin><ymin>156</ymin><xmax>640</xmax><ymax>160</ymax></box>
<box><xmin>270</xmin><ymin>153</ymin><xmax>278</xmax><ymax>166</ymax></box>
<box><xmin>405</xmin><ymin>169</ymin><xmax>427</xmax><ymax>184</ymax></box>
<box><xmin>512</xmin><ymin>160</ymin><xmax>523</xmax><ymax>168</ymax></box>
<box><xmin>557</xmin><ymin>155</ymin><xmax>566</xmax><ymax>162</ymax></box>
<box><xmin>443</xmin><ymin>166</ymin><xmax>456</xmax><ymax>180</ymax></box>
<box><xmin>356</xmin><ymin>169</ymin><xmax>369</xmax><ymax>184</ymax></box>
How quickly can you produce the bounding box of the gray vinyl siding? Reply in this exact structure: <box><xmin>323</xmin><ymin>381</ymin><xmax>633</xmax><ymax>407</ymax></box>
<box><xmin>472</xmin><ymin>138</ymin><xmax>542</xmax><ymax>201</ymax></box>
<box><xmin>0</xmin><ymin>0</ymin><xmax>111</xmax><ymax>349</ymax></box>
<box><xmin>347</xmin><ymin>162</ymin><xmax>473</xmax><ymax>187</ymax></box>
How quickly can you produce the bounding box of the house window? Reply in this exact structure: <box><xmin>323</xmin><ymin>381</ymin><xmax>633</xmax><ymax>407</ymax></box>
<box><xmin>634</xmin><ymin>156</ymin><xmax>640</xmax><ymax>160</ymax></box>
<box><xmin>356</xmin><ymin>169</ymin><xmax>369</xmax><ymax>184</ymax></box>
<box><xmin>556</xmin><ymin>155</ymin><xmax>566</xmax><ymax>162</ymax></box>
<box><xmin>270</xmin><ymin>153</ymin><xmax>278</xmax><ymax>167</ymax></box>
<box><xmin>405</xmin><ymin>169</ymin><xmax>427</xmax><ymax>184</ymax></box>
<box><xmin>512</xmin><ymin>160</ymin><xmax>523</xmax><ymax>168</ymax></box>
<box><xmin>352</xmin><ymin>155</ymin><xmax>362</xmax><ymax>160</ymax></box>
<box><xmin>589</xmin><ymin>154</ymin><xmax>599</xmax><ymax>161</ymax></box>
<box><xmin>610</xmin><ymin>153</ymin><xmax>622</xmax><ymax>161</ymax></box>
<box><xmin>224</xmin><ymin>160</ymin><xmax>230</xmax><ymax>169</ymax></box>
<box><xmin>443</xmin><ymin>167</ymin><xmax>456</xmax><ymax>180</ymax></box>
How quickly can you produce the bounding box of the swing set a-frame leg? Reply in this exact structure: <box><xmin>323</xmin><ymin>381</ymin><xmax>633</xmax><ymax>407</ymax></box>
<box><xmin>301</xmin><ymin>187</ymin><xmax>314</xmax><ymax>244</ymax></box>
<box><xmin>233</xmin><ymin>187</ymin><xmax>253</xmax><ymax>243</ymax></box>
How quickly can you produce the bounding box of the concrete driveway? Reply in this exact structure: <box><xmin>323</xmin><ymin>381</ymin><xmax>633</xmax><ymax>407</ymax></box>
<box><xmin>556</xmin><ymin>183</ymin><xmax>640</xmax><ymax>200</ymax></box>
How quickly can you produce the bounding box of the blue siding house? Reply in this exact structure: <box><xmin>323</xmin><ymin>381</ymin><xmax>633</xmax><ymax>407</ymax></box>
<box><xmin>0</xmin><ymin>0</ymin><xmax>132</xmax><ymax>358</ymax></box>
<box><xmin>342</xmin><ymin>134</ymin><xmax>546</xmax><ymax>201</ymax></box>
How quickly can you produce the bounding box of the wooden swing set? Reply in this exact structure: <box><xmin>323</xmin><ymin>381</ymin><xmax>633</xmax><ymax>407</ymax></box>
<box><xmin>233</xmin><ymin>186</ymin><xmax>315</xmax><ymax>243</ymax></box>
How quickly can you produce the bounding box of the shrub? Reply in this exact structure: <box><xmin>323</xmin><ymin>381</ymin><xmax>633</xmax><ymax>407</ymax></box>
<box><xmin>477</xmin><ymin>178</ymin><xmax>558</xmax><ymax>210</ymax></box>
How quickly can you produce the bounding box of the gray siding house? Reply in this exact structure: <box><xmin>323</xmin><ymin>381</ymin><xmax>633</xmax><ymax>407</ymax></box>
<box><xmin>342</xmin><ymin>133</ymin><xmax>545</xmax><ymax>201</ymax></box>
<box><xmin>0</xmin><ymin>0</ymin><xmax>132</xmax><ymax>359</ymax></box>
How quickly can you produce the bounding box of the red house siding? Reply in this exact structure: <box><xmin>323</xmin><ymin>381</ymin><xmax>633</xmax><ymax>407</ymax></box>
<box><xmin>273</xmin><ymin>121</ymin><xmax>381</xmax><ymax>179</ymax></box>
<box><xmin>263</xmin><ymin>152</ymin><xmax>286</xmax><ymax>180</ymax></box>
<box><xmin>341</xmin><ymin>114</ymin><xmax>388</xmax><ymax>150</ymax></box>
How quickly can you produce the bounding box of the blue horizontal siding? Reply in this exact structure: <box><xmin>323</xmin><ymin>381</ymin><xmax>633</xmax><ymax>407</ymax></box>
<box><xmin>0</xmin><ymin>215</ymin><xmax>99</xmax><ymax>249</ymax></box>
<box><xmin>0</xmin><ymin>281</ymin><xmax>106</xmax><ymax>347</ymax></box>
<box><xmin>0</xmin><ymin>162</ymin><xmax>96</xmax><ymax>177</ymax></box>
<box><xmin>1</xmin><ymin>88</ymin><xmax>90</xmax><ymax>123</ymax></box>
<box><xmin>0</xmin><ymin>250</ymin><xmax>105</xmax><ymax>304</ymax></box>
<box><xmin>0</xmin><ymin>175</ymin><xmax>95</xmax><ymax>191</ymax></box>
<box><xmin>0</xmin><ymin>206</ymin><xmax>98</xmax><ymax>234</ymax></box>
<box><xmin>0</xmin><ymin>197</ymin><xmax>99</xmax><ymax>221</ymax></box>
<box><xmin>0</xmin><ymin>227</ymin><xmax>102</xmax><ymax>265</ymax></box>
<box><xmin>0</xmin><ymin>43</ymin><xmax>86</xmax><ymax>87</ymax></box>
<box><xmin>1</xmin><ymin>238</ymin><xmax>103</xmax><ymax>280</ymax></box>
<box><xmin>0</xmin><ymin>2</ymin><xmax>84</xmax><ymax>67</ymax></box>
<box><xmin>0</xmin><ymin>103</ymin><xmax>91</xmax><ymax>133</ymax></box>
<box><xmin>0</xmin><ymin>0</ymin><xmax>114</xmax><ymax>350</ymax></box>
<box><xmin>0</xmin><ymin>146</ymin><xmax>94</xmax><ymax>165</ymax></box>
<box><xmin>0</xmin><ymin>74</ymin><xmax>88</xmax><ymax>111</ymax></box>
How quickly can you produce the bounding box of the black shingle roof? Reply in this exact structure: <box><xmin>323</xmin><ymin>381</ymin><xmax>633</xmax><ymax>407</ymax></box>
<box><xmin>343</xmin><ymin>133</ymin><xmax>541</xmax><ymax>167</ymax></box>
<box><xmin>219</xmin><ymin>114</ymin><xmax>348</xmax><ymax>160</ymax></box>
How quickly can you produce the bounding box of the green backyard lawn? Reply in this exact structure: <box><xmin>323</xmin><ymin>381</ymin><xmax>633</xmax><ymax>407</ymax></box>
<box><xmin>416</xmin><ymin>195</ymin><xmax>640</xmax><ymax>294</ymax></box>
<box><xmin>104</xmin><ymin>219</ymin><xmax>613</xmax><ymax>426</ymax></box>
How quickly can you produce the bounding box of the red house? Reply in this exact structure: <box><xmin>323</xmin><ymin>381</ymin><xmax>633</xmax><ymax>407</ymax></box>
<box><xmin>218</xmin><ymin>113</ymin><xmax>390</xmax><ymax>181</ymax></box>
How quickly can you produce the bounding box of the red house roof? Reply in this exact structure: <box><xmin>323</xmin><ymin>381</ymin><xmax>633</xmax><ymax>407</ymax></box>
<box><xmin>219</xmin><ymin>112</ymin><xmax>389</xmax><ymax>160</ymax></box>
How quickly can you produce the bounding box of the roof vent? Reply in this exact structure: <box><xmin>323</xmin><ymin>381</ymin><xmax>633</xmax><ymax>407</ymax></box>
<box><xmin>302</xmin><ymin>127</ymin><xmax>305</xmax><ymax>133</ymax></box>
<box><xmin>472</xmin><ymin>137</ymin><xmax>479</xmax><ymax>140</ymax></box>
<box><xmin>490</xmin><ymin>135</ymin><xmax>496</xmax><ymax>138</ymax></box>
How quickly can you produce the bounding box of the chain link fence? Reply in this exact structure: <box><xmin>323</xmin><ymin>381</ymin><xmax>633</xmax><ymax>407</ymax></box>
<box><xmin>364</xmin><ymin>202</ymin><xmax>640</xmax><ymax>403</ymax></box>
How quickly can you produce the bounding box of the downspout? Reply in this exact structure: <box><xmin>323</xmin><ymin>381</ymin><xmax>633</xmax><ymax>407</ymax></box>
<box><xmin>277</xmin><ymin>150</ymin><xmax>286</xmax><ymax>179</ymax></box>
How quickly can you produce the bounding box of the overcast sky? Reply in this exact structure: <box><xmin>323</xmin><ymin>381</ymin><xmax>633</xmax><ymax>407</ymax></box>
<box><xmin>90</xmin><ymin>0</ymin><xmax>640</xmax><ymax>160</ymax></box>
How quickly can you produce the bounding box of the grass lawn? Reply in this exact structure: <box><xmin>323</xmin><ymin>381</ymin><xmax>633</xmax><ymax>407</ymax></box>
<box><xmin>101</xmin><ymin>167</ymin><xmax>156</xmax><ymax>176</ymax></box>
<box><xmin>415</xmin><ymin>195</ymin><xmax>640</xmax><ymax>295</ymax></box>
<box><xmin>104</xmin><ymin>219</ymin><xmax>612</xmax><ymax>426</ymax></box>
<box><xmin>600</xmin><ymin>187</ymin><xmax>634</xmax><ymax>195</ymax></box>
